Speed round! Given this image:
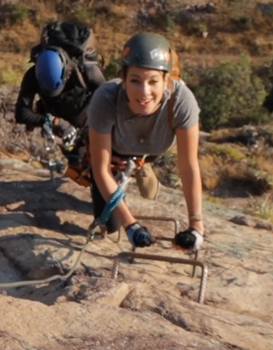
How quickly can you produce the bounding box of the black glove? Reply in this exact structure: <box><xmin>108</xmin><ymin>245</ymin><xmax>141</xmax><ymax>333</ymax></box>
<box><xmin>173</xmin><ymin>228</ymin><xmax>204</xmax><ymax>251</ymax></box>
<box><xmin>125</xmin><ymin>222</ymin><xmax>156</xmax><ymax>248</ymax></box>
<box><xmin>53</xmin><ymin>119</ymin><xmax>77</xmax><ymax>147</ymax></box>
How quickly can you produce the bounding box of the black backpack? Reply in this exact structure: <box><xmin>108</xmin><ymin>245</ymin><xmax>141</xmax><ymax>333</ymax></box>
<box><xmin>30</xmin><ymin>21</ymin><xmax>105</xmax><ymax>89</ymax></box>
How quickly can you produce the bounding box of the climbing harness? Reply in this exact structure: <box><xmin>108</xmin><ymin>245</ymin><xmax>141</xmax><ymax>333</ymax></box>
<box><xmin>0</xmin><ymin>187</ymin><xmax>125</xmax><ymax>289</ymax></box>
<box><xmin>37</xmin><ymin>125</ymin><xmax>148</xmax><ymax>189</ymax></box>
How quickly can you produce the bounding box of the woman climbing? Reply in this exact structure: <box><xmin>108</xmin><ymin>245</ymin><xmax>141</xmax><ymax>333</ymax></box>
<box><xmin>87</xmin><ymin>32</ymin><xmax>204</xmax><ymax>251</ymax></box>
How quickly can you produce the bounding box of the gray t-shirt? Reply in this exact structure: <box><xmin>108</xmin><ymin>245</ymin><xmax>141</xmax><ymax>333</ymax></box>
<box><xmin>87</xmin><ymin>78</ymin><xmax>200</xmax><ymax>156</ymax></box>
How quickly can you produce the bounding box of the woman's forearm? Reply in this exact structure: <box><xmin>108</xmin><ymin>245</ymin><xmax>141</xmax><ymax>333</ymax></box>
<box><xmin>93</xmin><ymin>169</ymin><xmax>136</xmax><ymax>227</ymax></box>
<box><xmin>179</xmin><ymin>164</ymin><xmax>203</xmax><ymax>221</ymax></box>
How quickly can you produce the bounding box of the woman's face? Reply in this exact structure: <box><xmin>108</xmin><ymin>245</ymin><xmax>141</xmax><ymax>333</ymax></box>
<box><xmin>123</xmin><ymin>66</ymin><xmax>167</xmax><ymax>115</ymax></box>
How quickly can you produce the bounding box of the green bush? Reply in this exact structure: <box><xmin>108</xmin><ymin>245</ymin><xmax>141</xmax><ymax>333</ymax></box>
<box><xmin>194</xmin><ymin>54</ymin><xmax>269</xmax><ymax>132</ymax></box>
<box><xmin>204</xmin><ymin>144</ymin><xmax>246</xmax><ymax>161</ymax></box>
<box><xmin>103</xmin><ymin>56</ymin><xmax>121</xmax><ymax>80</ymax></box>
<box><xmin>9</xmin><ymin>3</ymin><xmax>29</xmax><ymax>24</ymax></box>
<box><xmin>230</xmin><ymin>16</ymin><xmax>252</xmax><ymax>31</ymax></box>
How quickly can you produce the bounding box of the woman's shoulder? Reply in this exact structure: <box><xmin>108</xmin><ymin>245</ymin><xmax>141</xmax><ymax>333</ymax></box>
<box><xmin>92</xmin><ymin>78</ymin><xmax>122</xmax><ymax>103</ymax></box>
<box><xmin>171</xmin><ymin>79</ymin><xmax>197</xmax><ymax>102</ymax></box>
<box><xmin>168</xmin><ymin>78</ymin><xmax>200</xmax><ymax>128</ymax></box>
<box><xmin>87</xmin><ymin>78</ymin><xmax>122</xmax><ymax>131</ymax></box>
<box><xmin>169</xmin><ymin>78</ymin><xmax>200</xmax><ymax>112</ymax></box>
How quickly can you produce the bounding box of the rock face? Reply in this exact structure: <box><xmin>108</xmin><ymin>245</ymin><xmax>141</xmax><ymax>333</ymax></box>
<box><xmin>0</xmin><ymin>158</ymin><xmax>273</xmax><ymax>349</ymax></box>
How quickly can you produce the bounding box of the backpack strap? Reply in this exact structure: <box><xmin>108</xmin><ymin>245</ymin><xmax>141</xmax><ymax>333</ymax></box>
<box><xmin>71</xmin><ymin>61</ymin><xmax>87</xmax><ymax>89</ymax></box>
<box><xmin>114</xmin><ymin>82</ymin><xmax>122</xmax><ymax>105</ymax></box>
<box><xmin>167</xmin><ymin>78</ymin><xmax>175</xmax><ymax>130</ymax></box>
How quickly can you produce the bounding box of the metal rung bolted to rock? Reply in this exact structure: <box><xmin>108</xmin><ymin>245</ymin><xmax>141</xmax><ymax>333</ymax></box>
<box><xmin>111</xmin><ymin>252</ymin><xmax>208</xmax><ymax>304</ymax></box>
<box><xmin>118</xmin><ymin>215</ymin><xmax>199</xmax><ymax>278</ymax></box>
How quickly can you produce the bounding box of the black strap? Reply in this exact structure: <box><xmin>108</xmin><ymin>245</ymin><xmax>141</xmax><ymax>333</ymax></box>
<box><xmin>167</xmin><ymin>78</ymin><xmax>175</xmax><ymax>130</ymax></box>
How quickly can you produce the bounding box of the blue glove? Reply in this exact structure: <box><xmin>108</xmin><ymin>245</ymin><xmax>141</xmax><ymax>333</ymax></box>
<box><xmin>125</xmin><ymin>222</ymin><xmax>156</xmax><ymax>248</ymax></box>
<box><xmin>173</xmin><ymin>228</ymin><xmax>204</xmax><ymax>251</ymax></box>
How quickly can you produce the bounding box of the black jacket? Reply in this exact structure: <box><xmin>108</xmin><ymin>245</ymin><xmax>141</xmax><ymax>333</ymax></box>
<box><xmin>15</xmin><ymin>63</ymin><xmax>106</xmax><ymax>128</ymax></box>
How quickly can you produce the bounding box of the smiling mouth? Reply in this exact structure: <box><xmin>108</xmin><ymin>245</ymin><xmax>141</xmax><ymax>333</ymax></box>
<box><xmin>137</xmin><ymin>99</ymin><xmax>152</xmax><ymax>106</ymax></box>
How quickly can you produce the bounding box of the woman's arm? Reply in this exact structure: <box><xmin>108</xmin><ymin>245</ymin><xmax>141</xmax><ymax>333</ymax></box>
<box><xmin>176</xmin><ymin>122</ymin><xmax>204</xmax><ymax>234</ymax></box>
<box><xmin>88</xmin><ymin>127</ymin><xmax>136</xmax><ymax>228</ymax></box>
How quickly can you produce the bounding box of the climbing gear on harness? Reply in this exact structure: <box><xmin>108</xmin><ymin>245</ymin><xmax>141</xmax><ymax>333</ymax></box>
<box><xmin>41</xmin><ymin>113</ymin><xmax>54</xmax><ymax>141</ymax></box>
<box><xmin>63</xmin><ymin>130</ymin><xmax>150</xmax><ymax>189</ymax></box>
<box><xmin>114</xmin><ymin>158</ymin><xmax>137</xmax><ymax>191</ymax></box>
<box><xmin>41</xmin><ymin>117</ymin><xmax>67</xmax><ymax>184</ymax></box>
<box><xmin>0</xmin><ymin>186</ymin><xmax>125</xmax><ymax>290</ymax></box>
<box><xmin>125</xmin><ymin>222</ymin><xmax>156</xmax><ymax>248</ymax></box>
<box><xmin>61</xmin><ymin>126</ymin><xmax>91</xmax><ymax>187</ymax></box>
<box><xmin>39</xmin><ymin>119</ymin><xmax>84</xmax><ymax>186</ymax></box>
<box><xmin>173</xmin><ymin>228</ymin><xmax>204</xmax><ymax>252</ymax></box>
<box><xmin>113</xmin><ymin>154</ymin><xmax>150</xmax><ymax>192</ymax></box>
<box><xmin>135</xmin><ymin>162</ymin><xmax>160</xmax><ymax>200</ymax></box>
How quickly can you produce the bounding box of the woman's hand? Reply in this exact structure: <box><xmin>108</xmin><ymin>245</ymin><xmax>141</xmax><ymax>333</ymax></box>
<box><xmin>173</xmin><ymin>228</ymin><xmax>204</xmax><ymax>251</ymax></box>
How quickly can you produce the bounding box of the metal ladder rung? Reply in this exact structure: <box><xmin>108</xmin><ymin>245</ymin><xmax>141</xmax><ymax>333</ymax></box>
<box><xmin>112</xmin><ymin>252</ymin><xmax>208</xmax><ymax>304</ymax></box>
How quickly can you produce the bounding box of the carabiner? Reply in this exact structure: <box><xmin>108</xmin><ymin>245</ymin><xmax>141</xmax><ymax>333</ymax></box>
<box><xmin>44</xmin><ymin>135</ymin><xmax>56</xmax><ymax>152</ymax></box>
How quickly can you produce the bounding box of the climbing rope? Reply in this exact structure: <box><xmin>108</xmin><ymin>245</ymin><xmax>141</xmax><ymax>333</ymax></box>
<box><xmin>0</xmin><ymin>187</ymin><xmax>126</xmax><ymax>289</ymax></box>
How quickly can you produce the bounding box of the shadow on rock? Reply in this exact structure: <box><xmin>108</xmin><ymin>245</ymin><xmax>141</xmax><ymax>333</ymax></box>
<box><xmin>0</xmin><ymin>233</ymin><xmax>115</xmax><ymax>305</ymax></box>
<box><xmin>0</xmin><ymin>211</ymin><xmax>89</xmax><ymax>235</ymax></box>
<box><xmin>0</xmin><ymin>178</ymin><xmax>94</xmax><ymax>235</ymax></box>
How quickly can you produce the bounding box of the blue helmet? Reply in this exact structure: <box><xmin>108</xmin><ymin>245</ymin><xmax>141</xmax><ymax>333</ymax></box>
<box><xmin>35</xmin><ymin>47</ymin><xmax>70</xmax><ymax>97</ymax></box>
